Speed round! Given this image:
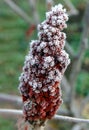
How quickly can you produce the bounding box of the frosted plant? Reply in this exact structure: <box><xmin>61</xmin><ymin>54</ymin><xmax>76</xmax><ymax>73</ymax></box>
<box><xmin>19</xmin><ymin>4</ymin><xmax>70</xmax><ymax>127</ymax></box>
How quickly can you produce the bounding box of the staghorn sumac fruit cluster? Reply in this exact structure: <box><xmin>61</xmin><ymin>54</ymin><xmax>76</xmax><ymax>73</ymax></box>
<box><xmin>19</xmin><ymin>4</ymin><xmax>70</xmax><ymax>126</ymax></box>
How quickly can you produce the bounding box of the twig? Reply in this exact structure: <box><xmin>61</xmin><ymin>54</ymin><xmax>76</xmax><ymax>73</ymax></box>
<box><xmin>4</xmin><ymin>0</ymin><xmax>32</xmax><ymax>24</ymax></box>
<box><xmin>28</xmin><ymin>0</ymin><xmax>40</xmax><ymax>25</ymax></box>
<box><xmin>0</xmin><ymin>109</ymin><xmax>22</xmax><ymax>117</ymax></box>
<box><xmin>69</xmin><ymin>4</ymin><xmax>89</xmax><ymax>86</ymax></box>
<box><xmin>63</xmin><ymin>0</ymin><xmax>79</xmax><ymax>16</ymax></box>
<box><xmin>46</xmin><ymin>0</ymin><xmax>54</xmax><ymax>11</ymax></box>
<box><xmin>65</xmin><ymin>41</ymin><xmax>75</xmax><ymax>57</ymax></box>
<box><xmin>0</xmin><ymin>93</ymin><xmax>70</xmax><ymax>115</ymax></box>
<box><xmin>0</xmin><ymin>93</ymin><xmax>22</xmax><ymax>106</ymax></box>
<box><xmin>0</xmin><ymin>109</ymin><xmax>89</xmax><ymax>124</ymax></box>
<box><xmin>69</xmin><ymin>4</ymin><xmax>89</xmax><ymax>117</ymax></box>
<box><xmin>54</xmin><ymin>115</ymin><xmax>89</xmax><ymax>123</ymax></box>
<box><xmin>61</xmin><ymin>76</ymin><xmax>71</xmax><ymax>103</ymax></box>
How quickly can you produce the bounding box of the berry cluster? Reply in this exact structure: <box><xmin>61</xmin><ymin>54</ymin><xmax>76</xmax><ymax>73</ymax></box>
<box><xmin>19</xmin><ymin>4</ymin><xmax>70</xmax><ymax>126</ymax></box>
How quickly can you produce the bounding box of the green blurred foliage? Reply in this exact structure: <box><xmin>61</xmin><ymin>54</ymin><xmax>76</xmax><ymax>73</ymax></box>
<box><xmin>76</xmin><ymin>71</ymin><xmax>89</xmax><ymax>96</ymax></box>
<box><xmin>0</xmin><ymin>118</ymin><xmax>16</xmax><ymax>130</ymax></box>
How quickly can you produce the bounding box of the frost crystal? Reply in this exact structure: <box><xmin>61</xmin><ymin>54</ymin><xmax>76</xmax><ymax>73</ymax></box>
<box><xmin>19</xmin><ymin>4</ymin><xmax>70</xmax><ymax>126</ymax></box>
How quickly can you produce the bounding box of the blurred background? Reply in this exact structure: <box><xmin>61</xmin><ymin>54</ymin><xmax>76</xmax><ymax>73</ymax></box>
<box><xmin>0</xmin><ymin>0</ymin><xmax>89</xmax><ymax>130</ymax></box>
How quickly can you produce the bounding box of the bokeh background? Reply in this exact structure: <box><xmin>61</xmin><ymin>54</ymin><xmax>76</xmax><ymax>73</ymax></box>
<box><xmin>0</xmin><ymin>0</ymin><xmax>89</xmax><ymax>130</ymax></box>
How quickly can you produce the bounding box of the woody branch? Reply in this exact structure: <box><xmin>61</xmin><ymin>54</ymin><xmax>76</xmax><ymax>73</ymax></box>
<box><xmin>0</xmin><ymin>109</ymin><xmax>89</xmax><ymax>124</ymax></box>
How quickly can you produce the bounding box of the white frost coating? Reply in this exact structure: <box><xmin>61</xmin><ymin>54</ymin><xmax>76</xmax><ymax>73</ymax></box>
<box><xmin>55</xmin><ymin>40</ymin><xmax>59</xmax><ymax>46</ymax></box>
<box><xmin>43</xmin><ymin>47</ymin><xmax>49</xmax><ymax>53</ymax></box>
<box><xmin>55</xmin><ymin>69</ymin><xmax>63</xmax><ymax>81</ymax></box>
<box><xmin>30</xmin><ymin>40</ymin><xmax>35</xmax><ymax>48</ymax></box>
<box><xmin>44</xmin><ymin>56</ymin><xmax>53</xmax><ymax>63</ymax></box>
<box><xmin>18</xmin><ymin>5</ymin><xmax>71</xmax><ymax>123</ymax></box>
<box><xmin>40</xmin><ymin>70</ymin><xmax>45</xmax><ymax>74</ymax></box>
<box><xmin>61</xmin><ymin>32</ymin><xmax>66</xmax><ymax>39</ymax></box>
<box><xmin>38</xmin><ymin>82</ymin><xmax>42</xmax><ymax>88</ymax></box>
<box><xmin>43</xmin><ymin>56</ymin><xmax>55</xmax><ymax>68</ymax></box>
<box><xmin>44</xmin><ymin>29</ymin><xmax>49</xmax><ymax>33</ymax></box>
<box><xmin>58</xmin><ymin>57</ymin><xmax>63</xmax><ymax>62</ymax></box>
<box><xmin>61</xmin><ymin>50</ymin><xmax>69</xmax><ymax>60</ymax></box>
<box><xmin>35</xmin><ymin>90</ymin><xmax>40</xmax><ymax>93</ymax></box>
<box><xmin>30</xmin><ymin>59</ymin><xmax>35</xmax><ymax>65</ymax></box>
<box><xmin>63</xmin><ymin>14</ymin><xmax>69</xmax><ymax>21</ymax></box>
<box><xmin>48</xmin><ymin>71</ymin><xmax>54</xmax><ymax>79</ymax></box>
<box><xmin>29</xmin><ymin>81</ymin><xmax>32</xmax><ymax>86</ymax></box>
<box><xmin>19</xmin><ymin>4</ymin><xmax>70</xmax><ymax>97</ymax></box>
<box><xmin>52</xmin><ymin>4</ymin><xmax>63</xmax><ymax>11</ymax></box>
<box><xmin>43</xmin><ymin>88</ymin><xmax>48</xmax><ymax>92</ymax></box>
<box><xmin>50</xmin><ymin>61</ymin><xmax>55</xmax><ymax>67</ymax></box>
<box><xmin>43</xmin><ymin>24</ymin><xmax>48</xmax><ymax>29</ymax></box>
<box><xmin>46</xmin><ymin>11</ymin><xmax>51</xmax><ymax>19</ymax></box>
<box><xmin>51</xmin><ymin>87</ymin><xmax>55</xmax><ymax>93</ymax></box>
<box><xmin>52</xmin><ymin>16</ymin><xmax>57</xmax><ymax>21</ymax></box>
<box><xmin>49</xmin><ymin>26</ymin><xmax>56</xmax><ymax>33</ymax></box>
<box><xmin>24</xmin><ymin>101</ymin><xmax>36</xmax><ymax>111</ymax></box>
<box><xmin>49</xmin><ymin>41</ymin><xmax>53</xmax><ymax>46</ymax></box>
<box><xmin>33</xmin><ymin>82</ymin><xmax>38</xmax><ymax>89</ymax></box>
<box><xmin>40</xmin><ymin>42</ymin><xmax>46</xmax><ymax>48</ymax></box>
<box><xmin>47</xmin><ymin>32</ymin><xmax>52</xmax><ymax>37</ymax></box>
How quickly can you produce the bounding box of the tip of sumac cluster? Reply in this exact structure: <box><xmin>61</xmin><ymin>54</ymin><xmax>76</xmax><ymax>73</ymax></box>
<box><xmin>19</xmin><ymin>4</ymin><xmax>70</xmax><ymax>126</ymax></box>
